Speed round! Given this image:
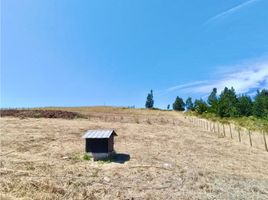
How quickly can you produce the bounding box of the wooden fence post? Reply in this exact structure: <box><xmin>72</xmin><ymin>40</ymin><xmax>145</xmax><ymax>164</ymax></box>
<box><xmin>229</xmin><ymin>124</ymin><xmax>233</xmax><ymax>139</ymax></box>
<box><xmin>262</xmin><ymin>131</ymin><xmax>268</xmax><ymax>152</ymax></box>
<box><xmin>248</xmin><ymin>130</ymin><xmax>252</xmax><ymax>147</ymax></box>
<box><xmin>238</xmin><ymin>129</ymin><xmax>241</xmax><ymax>142</ymax></box>
<box><xmin>222</xmin><ymin>124</ymin><xmax>225</xmax><ymax>137</ymax></box>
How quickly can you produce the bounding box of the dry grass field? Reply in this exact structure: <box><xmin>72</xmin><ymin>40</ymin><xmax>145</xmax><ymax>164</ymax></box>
<box><xmin>1</xmin><ymin>107</ymin><xmax>268</xmax><ymax>199</ymax></box>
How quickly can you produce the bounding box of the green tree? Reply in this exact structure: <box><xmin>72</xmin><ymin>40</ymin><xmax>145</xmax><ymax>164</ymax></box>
<box><xmin>217</xmin><ymin>87</ymin><xmax>238</xmax><ymax>117</ymax></box>
<box><xmin>253</xmin><ymin>89</ymin><xmax>268</xmax><ymax>118</ymax></box>
<box><xmin>185</xmin><ymin>97</ymin><xmax>194</xmax><ymax>111</ymax></box>
<box><xmin>237</xmin><ymin>95</ymin><xmax>253</xmax><ymax>116</ymax></box>
<box><xmin>167</xmin><ymin>104</ymin><xmax>170</xmax><ymax>110</ymax></box>
<box><xmin>173</xmin><ymin>96</ymin><xmax>185</xmax><ymax>111</ymax></box>
<box><xmin>207</xmin><ymin>88</ymin><xmax>218</xmax><ymax>113</ymax></box>
<box><xmin>194</xmin><ymin>99</ymin><xmax>208</xmax><ymax>114</ymax></box>
<box><xmin>145</xmin><ymin>90</ymin><xmax>154</xmax><ymax>109</ymax></box>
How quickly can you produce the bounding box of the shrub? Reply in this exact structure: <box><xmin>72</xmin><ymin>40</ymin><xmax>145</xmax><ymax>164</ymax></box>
<box><xmin>83</xmin><ymin>154</ymin><xmax>92</xmax><ymax>161</ymax></box>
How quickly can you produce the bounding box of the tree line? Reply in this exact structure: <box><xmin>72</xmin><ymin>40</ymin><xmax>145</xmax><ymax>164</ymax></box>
<box><xmin>145</xmin><ymin>87</ymin><xmax>268</xmax><ymax>119</ymax></box>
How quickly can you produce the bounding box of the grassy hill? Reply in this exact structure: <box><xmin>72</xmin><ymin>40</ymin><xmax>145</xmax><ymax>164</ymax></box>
<box><xmin>1</xmin><ymin>107</ymin><xmax>268</xmax><ymax>199</ymax></box>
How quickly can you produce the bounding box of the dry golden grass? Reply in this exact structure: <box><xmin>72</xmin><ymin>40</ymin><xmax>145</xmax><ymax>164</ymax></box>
<box><xmin>1</xmin><ymin>107</ymin><xmax>268</xmax><ymax>199</ymax></box>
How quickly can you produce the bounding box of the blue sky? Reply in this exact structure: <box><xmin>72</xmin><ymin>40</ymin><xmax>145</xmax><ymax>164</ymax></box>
<box><xmin>1</xmin><ymin>0</ymin><xmax>268</xmax><ymax>108</ymax></box>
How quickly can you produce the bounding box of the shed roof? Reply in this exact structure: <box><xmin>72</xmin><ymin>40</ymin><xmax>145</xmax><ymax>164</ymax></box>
<box><xmin>82</xmin><ymin>129</ymin><xmax>117</xmax><ymax>139</ymax></box>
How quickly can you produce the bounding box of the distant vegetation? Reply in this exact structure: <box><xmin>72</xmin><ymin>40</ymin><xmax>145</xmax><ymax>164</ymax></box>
<box><xmin>145</xmin><ymin>87</ymin><xmax>268</xmax><ymax>119</ymax></box>
<box><xmin>145</xmin><ymin>87</ymin><xmax>268</xmax><ymax>131</ymax></box>
<box><xmin>186</xmin><ymin>87</ymin><xmax>268</xmax><ymax>119</ymax></box>
<box><xmin>145</xmin><ymin>90</ymin><xmax>154</xmax><ymax>109</ymax></box>
<box><xmin>182</xmin><ymin>87</ymin><xmax>267</xmax><ymax>132</ymax></box>
<box><xmin>173</xmin><ymin>96</ymin><xmax>185</xmax><ymax>111</ymax></box>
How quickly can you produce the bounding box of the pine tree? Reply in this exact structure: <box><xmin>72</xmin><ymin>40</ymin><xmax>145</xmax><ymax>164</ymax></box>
<box><xmin>167</xmin><ymin>104</ymin><xmax>170</xmax><ymax>110</ymax></box>
<box><xmin>253</xmin><ymin>89</ymin><xmax>268</xmax><ymax>118</ymax></box>
<box><xmin>194</xmin><ymin>99</ymin><xmax>208</xmax><ymax>114</ymax></box>
<box><xmin>173</xmin><ymin>96</ymin><xmax>185</xmax><ymax>111</ymax></box>
<box><xmin>237</xmin><ymin>95</ymin><xmax>253</xmax><ymax>116</ymax></box>
<box><xmin>145</xmin><ymin>90</ymin><xmax>154</xmax><ymax>109</ymax></box>
<box><xmin>207</xmin><ymin>88</ymin><xmax>218</xmax><ymax>113</ymax></box>
<box><xmin>217</xmin><ymin>87</ymin><xmax>238</xmax><ymax>117</ymax></box>
<box><xmin>185</xmin><ymin>97</ymin><xmax>194</xmax><ymax>111</ymax></box>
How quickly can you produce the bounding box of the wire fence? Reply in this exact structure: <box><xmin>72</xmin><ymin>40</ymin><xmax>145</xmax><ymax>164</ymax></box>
<box><xmin>186</xmin><ymin>116</ymin><xmax>268</xmax><ymax>152</ymax></box>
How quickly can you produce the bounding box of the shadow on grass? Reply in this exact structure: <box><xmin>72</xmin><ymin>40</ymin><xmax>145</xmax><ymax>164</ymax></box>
<box><xmin>111</xmin><ymin>153</ymin><xmax>130</xmax><ymax>164</ymax></box>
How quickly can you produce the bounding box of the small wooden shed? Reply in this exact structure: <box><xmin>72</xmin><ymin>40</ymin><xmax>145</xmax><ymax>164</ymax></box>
<box><xmin>82</xmin><ymin>129</ymin><xmax>117</xmax><ymax>160</ymax></box>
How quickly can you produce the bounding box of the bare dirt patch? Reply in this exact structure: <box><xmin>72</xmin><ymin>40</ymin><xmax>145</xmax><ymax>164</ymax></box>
<box><xmin>0</xmin><ymin>109</ymin><xmax>87</xmax><ymax>119</ymax></box>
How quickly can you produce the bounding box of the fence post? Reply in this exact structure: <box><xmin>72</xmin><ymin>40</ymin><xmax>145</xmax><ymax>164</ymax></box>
<box><xmin>248</xmin><ymin>130</ymin><xmax>252</xmax><ymax>147</ymax></box>
<box><xmin>222</xmin><ymin>124</ymin><xmax>226</xmax><ymax>137</ymax></box>
<box><xmin>263</xmin><ymin>131</ymin><xmax>268</xmax><ymax>152</ymax></box>
<box><xmin>238</xmin><ymin>129</ymin><xmax>241</xmax><ymax>142</ymax></box>
<box><xmin>229</xmin><ymin>124</ymin><xmax>233</xmax><ymax>139</ymax></box>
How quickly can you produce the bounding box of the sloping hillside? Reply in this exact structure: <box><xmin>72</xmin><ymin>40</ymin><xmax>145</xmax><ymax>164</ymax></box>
<box><xmin>1</xmin><ymin>107</ymin><xmax>267</xmax><ymax>199</ymax></box>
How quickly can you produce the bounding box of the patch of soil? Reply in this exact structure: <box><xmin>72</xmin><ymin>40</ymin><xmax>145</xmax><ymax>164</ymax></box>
<box><xmin>0</xmin><ymin>109</ymin><xmax>87</xmax><ymax>119</ymax></box>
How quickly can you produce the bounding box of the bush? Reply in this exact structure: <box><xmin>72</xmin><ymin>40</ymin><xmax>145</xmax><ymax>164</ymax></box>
<box><xmin>83</xmin><ymin>154</ymin><xmax>92</xmax><ymax>160</ymax></box>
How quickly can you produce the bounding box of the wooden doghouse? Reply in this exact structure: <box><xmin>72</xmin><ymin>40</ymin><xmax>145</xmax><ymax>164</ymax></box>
<box><xmin>82</xmin><ymin>129</ymin><xmax>117</xmax><ymax>160</ymax></box>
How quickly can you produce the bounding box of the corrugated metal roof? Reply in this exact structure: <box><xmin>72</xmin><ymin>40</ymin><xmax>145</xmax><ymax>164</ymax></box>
<box><xmin>82</xmin><ymin>129</ymin><xmax>117</xmax><ymax>139</ymax></box>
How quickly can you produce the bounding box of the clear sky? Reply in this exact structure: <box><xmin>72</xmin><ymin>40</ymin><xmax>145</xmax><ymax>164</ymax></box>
<box><xmin>1</xmin><ymin>0</ymin><xmax>268</xmax><ymax>108</ymax></box>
